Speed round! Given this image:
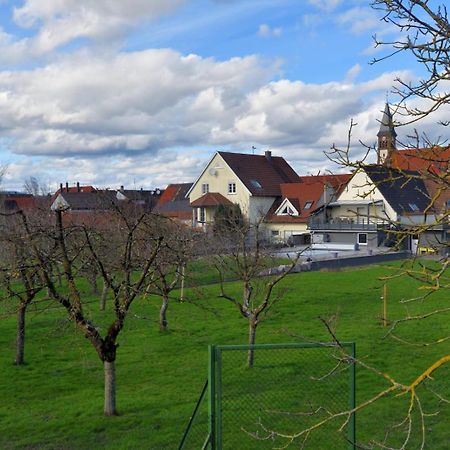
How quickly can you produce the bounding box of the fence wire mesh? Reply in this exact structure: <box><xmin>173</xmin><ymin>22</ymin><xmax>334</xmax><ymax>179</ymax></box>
<box><xmin>179</xmin><ymin>380</ymin><xmax>210</xmax><ymax>450</ymax></box>
<box><xmin>212</xmin><ymin>343</ymin><xmax>355</xmax><ymax>450</ymax></box>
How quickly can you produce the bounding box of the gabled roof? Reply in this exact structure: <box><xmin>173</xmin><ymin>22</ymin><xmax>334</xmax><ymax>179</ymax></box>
<box><xmin>117</xmin><ymin>188</ymin><xmax>163</xmax><ymax>210</ymax></box>
<box><xmin>51</xmin><ymin>191</ymin><xmax>117</xmax><ymax>211</ymax></box>
<box><xmin>364</xmin><ymin>165</ymin><xmax>433</xmax><ymax>215</ymax></box>
<box><xmin>154</xmin><ymin>183</ymin><xmax>193</xmax><ymax>220</ymax></box>
<box><xmin>190</xmin><ymin>192</ymin><xmax>234</xmax><ymax>207</ymax></box>
<box><xmin>265</xmin><ymin>173</ymin><xmax>352</xmax><ymax>223</ymax></box>
<box><xmin>218</xmin><ymin>151</ymin><xmax>300</xmax><ymax>196</ymax></box>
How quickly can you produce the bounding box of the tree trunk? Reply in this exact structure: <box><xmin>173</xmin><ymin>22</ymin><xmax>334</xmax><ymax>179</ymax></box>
<box><xmin>159</xmin><ymin>295</ymin><xmax>169</xmax><ymax>332</ymax></box>
<box><xmin>15</xmin><ymin>304</ymin><xmax>26</xmax><ymax>365</ymax></box>
<box><xmin>100</xmin><ymin>280</ymin><xmax>108</xmax><ymax>311</ymax></box>
<box><xmin>104</xmin><ymin>360</ymin><xmax>117</xmax><ymax>416</ymax></box>
<box><xmin>247</xmin><ymin>317</ymin><xmax>257</xmax><ymax>369</ymax></box>
<box><xmin>179</xmin><ymin>264</ymin><xmax>185</xmax><ymax>302</ymax></box>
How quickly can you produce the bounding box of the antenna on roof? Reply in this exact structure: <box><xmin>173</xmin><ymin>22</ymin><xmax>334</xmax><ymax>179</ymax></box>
<box><xmin>252</xmin><ymin>145</ymin><xmax>256</xmax><ymax>155</ymax></box>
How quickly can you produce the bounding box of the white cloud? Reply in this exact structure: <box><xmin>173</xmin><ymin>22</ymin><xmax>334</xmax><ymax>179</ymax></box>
<box><xmin>5</xmin><ymin>0</ymin><xmax>186</xmax><ymax>58</ymax></box>
<box><xmin>0</xmin><ymin>45</ymin><xmax>440</xmax><ymax>189</ymax></box>
<box><xmin>258</xmin><ymin>24</ymin><xmax>282</xmax><ymax>38</ymax></box>
<box><xmin>308</xmin><ymin>0</ymin><xmax>342</xmax><ymax>12</ymax></box>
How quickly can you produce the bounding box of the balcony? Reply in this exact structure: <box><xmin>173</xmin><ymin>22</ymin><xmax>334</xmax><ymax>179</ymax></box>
<box><xmin>308</xmin><ymin>217</ymin><xmax>381</xmax><ymax>231</ymax></box>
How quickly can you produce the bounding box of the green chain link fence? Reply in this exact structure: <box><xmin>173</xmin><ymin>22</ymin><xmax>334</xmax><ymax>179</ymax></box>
<box><xmin>180</xmin><ymin>342</ymin><xmax>356</xmax><ymax>450</ymax></box>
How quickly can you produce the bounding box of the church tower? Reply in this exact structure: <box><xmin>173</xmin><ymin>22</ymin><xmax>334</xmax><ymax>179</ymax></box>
<box><xmin>377</xmin><ymin>103</ymin><xmax>397</xmax><ymax>165</ymax></box>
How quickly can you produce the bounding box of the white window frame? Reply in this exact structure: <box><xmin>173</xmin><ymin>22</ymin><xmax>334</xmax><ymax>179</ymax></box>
<box><xmin>201</xmin><ymin>183</ymin><xmax>209</xmax><ymax>194</ymax></box>
<box><xmin>357</xmin><ymin>233</ymin><xmax>368</xmax><ymax>245</ymax></box>
<box><xmin>228</xmin><ymin>182</ymin><xmax>236</xmax><ymax>194</ymax></box>
<box><xmin>199</xmin><ymin>207</ymin><xmax>205</xmax><ymax>223</ymax></box>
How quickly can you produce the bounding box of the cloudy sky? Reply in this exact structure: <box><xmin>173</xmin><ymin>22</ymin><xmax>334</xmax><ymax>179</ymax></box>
<box><xmin>0</xmin><ymin>0</ymin><xmax>442</xmax><ymax>191</ymax></box>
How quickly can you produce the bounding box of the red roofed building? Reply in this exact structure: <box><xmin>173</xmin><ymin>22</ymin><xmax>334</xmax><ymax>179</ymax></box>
<box><xmin>264</xmin><ymin>174</ymin><xmax>351</xmax><ymax>243</ymax></box>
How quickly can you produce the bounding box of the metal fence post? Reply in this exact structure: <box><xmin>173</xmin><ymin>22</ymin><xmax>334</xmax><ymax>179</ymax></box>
<box><xmin>348</xmin><ymin>343</ymin><xmax>356</xmax><ymax>450</ymax></box>
<box><xmin>208</xmin><ymin>345</ymin><xmax>216</xmax><ymax>449</ymax></box>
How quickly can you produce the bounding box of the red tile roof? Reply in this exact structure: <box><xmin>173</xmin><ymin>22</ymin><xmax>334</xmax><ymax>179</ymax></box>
<box><xmin>390</xmin><ymin>146</ymin><xmax>450</xmax><ymax>173</ymax></box>
<box><xmin>190</xmin><ymin>192</ymin><xmax>234</xmax><ymax>207</ymax></box>
<box><xmin>265</xmin><ymin>173</ymin><xmax>352</xmax><ymax>223</ymax></box>
<box><xmin>154</xmin><ymin>183</ymin><xmax>193</xmax><ymax>221</ymax></box>
<box><xmin>218</xmin><ymin>151</ymin><xmax>300</xmax><ymax>196</ymax></box>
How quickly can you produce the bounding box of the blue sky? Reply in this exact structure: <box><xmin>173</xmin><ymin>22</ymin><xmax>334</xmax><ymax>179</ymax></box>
<box><xmin>0</xmin><ymin>0</ymin><xmax>442</xmax><ymax>191</ymax></box>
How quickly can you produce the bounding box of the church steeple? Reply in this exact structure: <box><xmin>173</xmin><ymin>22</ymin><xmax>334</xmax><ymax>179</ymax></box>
<box><xmin>377</xmin><ymin>103</ymin><xmax>397</xmax><ymax>165</ymax></box>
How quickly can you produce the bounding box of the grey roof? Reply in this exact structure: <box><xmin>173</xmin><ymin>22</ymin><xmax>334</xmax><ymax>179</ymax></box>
<box><xmin>364</xmin><ymin>165</ymin><xmax>431</xmax><ymax>214</ymax></box>
<box><xmin>377</xmin><ymin>103</ymin><xmax>397</xmax><ymax>138</ymax></box>
<box><xmin>57</xmin><ymin>191</ymin><xmax>117</xmax><ymax>211</ymax></box>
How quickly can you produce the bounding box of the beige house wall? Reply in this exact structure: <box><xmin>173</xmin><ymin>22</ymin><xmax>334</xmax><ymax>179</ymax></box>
<box><xmin>264</xmin><ymin>222</ymin><xmax>308</xmax><ymax>242</ymax></box>
<box><xmin>189</xmin><ymin>152</ymin><xmax>276</xmax><ymax>224</ymax></box>
<box><xmin>337</xmin><ymin>170</ymin><xmax>397</xmax><ymax>221</ymax></box>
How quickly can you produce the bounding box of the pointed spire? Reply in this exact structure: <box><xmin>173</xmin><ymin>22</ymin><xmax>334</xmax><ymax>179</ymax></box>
<box><xmin>377</xmin><ymin>103</ymin><xmax>397</xmax><ymax>166</ymax></box>
<box><xmin>377</xmin><ymin>103</ymin><xmax>397</xmax><ymax>138</ymax></box>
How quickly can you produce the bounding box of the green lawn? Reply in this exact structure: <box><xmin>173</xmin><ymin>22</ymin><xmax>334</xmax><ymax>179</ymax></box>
<box><xmin>0</xmin><ymin>261</ymin><xmax>449</xmax><ymax>449</ymax></box>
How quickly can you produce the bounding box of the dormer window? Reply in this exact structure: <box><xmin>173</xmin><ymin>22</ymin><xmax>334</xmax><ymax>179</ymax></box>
<box><xmin>275</xmin><ymin>199</ymin><xmax>299</xmax><ymax>217</ymax></box>
<box><xmin>280</xmin><ymin>205</ymin><xmax>295</xmax><ymax>215</ymax></box>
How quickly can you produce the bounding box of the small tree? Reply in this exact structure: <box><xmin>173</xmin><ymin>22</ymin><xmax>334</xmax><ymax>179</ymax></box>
<box><xmin>15</xmin><ymin>205</ymin><xmax>163</xmax><ymax>415</ymax></box>
<box><xmin>0</xmin><ymin>213</ymin><xmax>45</xmax><ymax>365</ymax></box>
<box><xmin>212</xmin><ymin>219</ymin><xmax>300</xmax><ymax>368</ymax></box>
<box><xmin>146</xmin><ymin>219</ymin><xmax>193</xmax><ymax>332</ymax></box>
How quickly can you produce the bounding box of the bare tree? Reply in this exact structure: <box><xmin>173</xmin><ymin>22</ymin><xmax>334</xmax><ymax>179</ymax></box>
<box><xmin>146</xmin><ymin>219</ymin><xmax>193</xmax><ymax>332</ymax></box>
<box><xmin>0</xmin><ymin>212</ymin><xmax>45</xmax><ymax>365</ymax></box>
<box><xmin>13</xmin><ymin>205</ymin><xmax>163</xmax><ymax>415</ymax></box>
<box><xmin>371</xmin><ymin>0</ymin><xmax>450</xmax><ymax>126</ymax></box>
<box><xmin>212</xmin><ymin>219</ymin><xmax>300</xmax><ymax>368</ymax></box>
<box><xmin>23</xmin><ymin>176</ymin><xmax>51</xmax><ymax>196</ymax></box>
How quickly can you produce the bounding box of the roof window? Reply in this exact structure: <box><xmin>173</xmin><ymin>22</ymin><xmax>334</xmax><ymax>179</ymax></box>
<box><xmin>409</xmin><ymin>203</ymin><xmax>419</xmax><ymax>211</ymax></box>
<box><xmin>304</xmin><ymin>201</ymin><xmax>313</xmax><ymax>209</ymax></box>
<box><xmin>250</xmin><ymin>179</ymin><xmax>262</xmax><ymax>189</ymax></box>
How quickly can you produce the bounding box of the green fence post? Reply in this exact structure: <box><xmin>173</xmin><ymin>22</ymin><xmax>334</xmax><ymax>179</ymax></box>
<box><xmin>348</xmin><ymin>343</ymin><xmax>356</xmax><ymax>450</ymax></box>
<box><xmin>216</xmin><ymin>347</ymin><xmax>222</xmax><ymax>450</ymax></box>
<box><xmin>208</xmin><ymin>345</ymin><xmax>216</xmax><ymax>449</ymax></box>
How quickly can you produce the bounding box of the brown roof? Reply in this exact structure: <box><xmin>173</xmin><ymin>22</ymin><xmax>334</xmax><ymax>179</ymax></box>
<box><xmin>218</xmin><ymin>151</ymin><xmax>300</xmax><ymax>196</ymax></box>
<box><xmin>190</xmin><ymin>192</ymin><xmax>234</xmax><ymax>207</ymax></box>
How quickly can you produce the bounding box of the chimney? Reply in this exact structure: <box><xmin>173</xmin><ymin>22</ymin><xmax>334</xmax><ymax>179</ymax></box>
<box><xmin>59</xmin><ymin>183</ymin><xmax>63</xmax><ymax>192</ymax></box>
<box><xmin>265</xmin><ymin>150</ymin><xmax>272</xmax><ymax>160</ymax></box>
<box><xmin>120</xmin><ymin>185</ymin><xmax>124</xmax><ymax>191</ymax></box>
<box><xmin>76</xmin><ymin>182</ymin><xmax>80</xmax><ymax>192</ymax></box>
<box><xmin>65</xmin><ymin>182</ymin><xmax>69</xmax><ymax>192</ymax></box>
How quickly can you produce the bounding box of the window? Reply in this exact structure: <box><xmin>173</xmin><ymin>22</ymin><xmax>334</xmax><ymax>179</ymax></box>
<box><xmin>409</xmin><ymin>203</ymin><xmax>419</xmax><ymax>211</ymax></box>
<box><xmin>358</xmin><ymin>233</ymin><xmax>368</xmax><ymax>245</ymax></box>
<box><xmin>199</xmin><ymin>207</ymin><xmax>205</xmax><ymax>223</ymax></box>
<box><xmin>280</xmin><ymin>205</ymin><xmax>295</xmax><ymax>215</ymax></box>
<box><xmin>228</xmin><ymin>182</ymin><xmax>236</xmax><ymax>194</ymax></box>
<box><xmin>271</xmin><ymin>230</ymin><xmax>279</xmax><ymax>236</ymax></box>
<box><xmin>250</xmin><ymin>179</ymin><xmax>262</xmax><ymax>189</ymax></box>
<box><xmin>201</xmin><ymin>183</ymin><xmax>209</xmax><ymax>194</ymax></box>
<box><xmin>304</xmin><ymin>201</ymin><xmax>313</xmax><ymax>209</ymax></box>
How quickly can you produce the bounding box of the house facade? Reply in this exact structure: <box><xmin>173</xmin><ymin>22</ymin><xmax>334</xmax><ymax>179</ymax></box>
<box><xmin>188</xmin><ymin>150</ymin><xmax>300</xmax><ymax>228</ymax></box>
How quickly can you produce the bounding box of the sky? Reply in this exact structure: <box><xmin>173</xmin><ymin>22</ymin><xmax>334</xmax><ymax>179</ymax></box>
<box><xmin>0</xmin><ymin>0</ymin><xmax>444</xmax><ymax>192</ymax></box>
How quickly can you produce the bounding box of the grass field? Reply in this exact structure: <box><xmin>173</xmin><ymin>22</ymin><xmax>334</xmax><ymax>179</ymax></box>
<box><xmin>0</xmin><ymin>260</ymin><xmax>449</xmax><ymax>449</ymax></box>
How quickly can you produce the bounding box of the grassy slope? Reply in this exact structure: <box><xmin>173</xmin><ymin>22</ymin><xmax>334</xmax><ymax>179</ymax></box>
<box><xmin>0</xmin><ymin>262</ymin><xmax>449</xmax><ymax>449</ymax></box>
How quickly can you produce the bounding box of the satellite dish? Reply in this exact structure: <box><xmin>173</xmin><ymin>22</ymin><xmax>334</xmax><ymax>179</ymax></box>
<box><xmin>208</xmin><ymin>168</ymin><xmax>218</xmax><ymax>176</ymax></box>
